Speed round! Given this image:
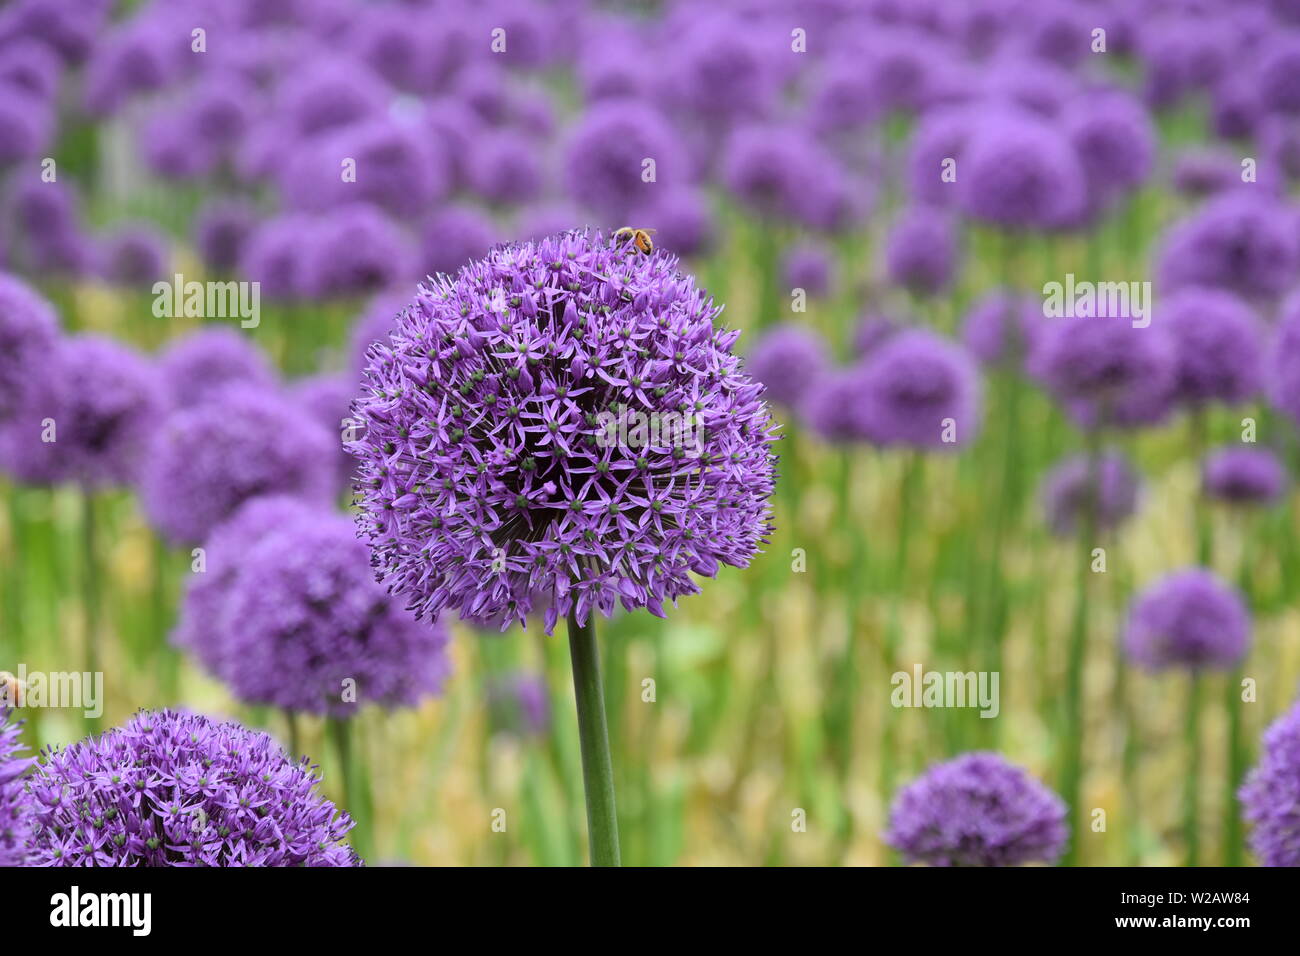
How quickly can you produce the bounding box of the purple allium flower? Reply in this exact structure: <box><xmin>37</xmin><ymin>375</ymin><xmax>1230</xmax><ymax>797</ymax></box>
<box><xmin>885</xmin><ymin>752</ymin><xmax>1068</xmax><ymax>867</ymax></box>
<box><xmin>299</xmin><ymin>204</ymin><xmax>416</xmax><ymax>299</ymax></box>
<box><xmin>1157</xmin><ymin>192</ymin><xmax>1300</xmax><ymax>301</ymax></box>
<box><xmin>289</xmin><ymin>373</ymin><xmax>354</xmax><ymax>492</ymax></box>
<box><xmin>979</xmin><ymin>56</ymin><xmax>1077</xmax><ymax>118</ymax></box>
<box><xmin>1240</xmin><ymin>699</ymin><xmax>1300</xmax><ymax>866</ymax></box>
<box><xmin>139</xmin><ymin>109</ymin><xmax>222</xmax><ymax>182</ymax></box>
<box><xmin>468</xmin><ymin>130</ymin><xmax>543</xmax><ymax>206</ymax></box>
<box><xmin>1260</xmin><ymin>116</ymin><xmax>1300</xmax><ymax>184</ymax></box>
<box><xmin>1211</xmin><ymin>73</ymin><xmax>1263</xmax><ymax>140</ymax></box>
<box><xmin>577</xmin><ymin>29</ymin><xmax>649</xmax><ymax>102</ymax></box>
<box><xmin>906</xmin><ymin>106</ymin><xmax>972</xmax><ymax>207</ymax></box>
<box><xmin>276</xmin><ymin>58</ymin><xmax>391</xmax><ymax>138</ymax></box>
<box><xmin>563</xmin><ymin>99</ymin><xmax>685</xmax><ymax>221</ymax></box>
<box><xmin>239</xmin><ymin>213</ymin><xmax>312</xmax><ymax>299</ymax></box>
<box><xmin>1039</xmin><ymin>452</ymin><xmax>1143</xmax><ymax>536</ymax></box>
<box><xmin>219</xmin><ymin>511</ymin><xmax>451</xmax><ymax>716</ymax></box>
<box><xmin>722</xmin><ymin>123</ymin><xmax>859</xmax><ymax>231</ymax></box>
<box><xmin>782</xmin><ymin>242</ymin><xmax>835</xmax><ymax>300</ymax></box>
<box><xmin>1257</xmin><ymin>36</ymin><xmax>1300</xmax><ymax>115</ymax></box>
<box><xmin>1030</xmin><ymin>316</ymin><xmax>1177</xmax><ymax>430</ymax></box>
<box><xmin>745</xmin><ymin>324</ymin><xmax>830</xmax><ymax>410</ymax></box>
<box><xmin>960</xmin><ymin>291</ymin><xmax>1043</xmax><ymax>367</ymax></box>
<box><xmin>0</xmin><ymin>713</ymin><xmax>32</xmax><ymax>866</ymax></box>
<box><xmin>668</xmin><ymin>17</ymin><xmax>775</xmax><ymax>121</ymax></box>
<box><xmin>956</xmin><ymin>111</ymin><xmax>1086</xmax><ymax>230</ymax></box>
<box><xmin>1170</xmin><ymin>149</ymin><xmax>1245</xmax><ymax>199</ymax></box>
<box><xmin>350</xmin><ymin>228</ymin><xmax>778</xmax><ymax>634</ymax></box>
<box><xmin>8</xmin><ymin>335</ymin><xmax>162</xmax><ymax>488</ymax></box>
<box><xmin>80</xmin><ymin>18</ymin><xmax>181</xmax><ymax>115</ymax></box>
<box><xmin>0</xmin><ymin>272</ymin><xmax>57</xmax><ymax>423</ymax></box>
<box><xmin>98</xmin><ymin>223</ymin><xmax>168</xmax><ymax>287</ymax></box>
<box><xmin>1161</xmin><ymin>288</ymin><xmax>1264</xmax><ymax>407</ymax></box>
<box><xmin>810</xmin><ymin>54</ymin><xmax>879</xmax><ymax>133</ymax></box>
<box><xmin>172</xmin><ymin>495</ymin><xmax>319</xmax><ymax>679</ymax></box>
<box><xmin>423</xmin><ymin>97</ymin><xmax>487</xmax><ymax>190</ymax></box>
<box><xmin>0</xmin><ymin>38</ymin><xmax>61</xmax><ymax>102</ymax></box>
<box><xmin>1123</xmin><ymin>568</ymin><xmax>1251</xmax><ymax>671</ymax></box>
<box><xmin>0</xmin><ymin>0</ymin><xmax>108</xmax><ymax>65</ymax></box>
<box><xmin>140</xmin><ymin>384</ymin><xmax>336</xmax><ymax>545</ymax></box>
<box><xmin>1203</xmin><ymin>446</ymin><xmax>1287</xmax><ymax>506</ymax></box>
<box><xmin>857</xmin><ymin>330</ymin><xmax>981</xmax><ymax>449</ymax></box>
<box><xmin>349</xmin><ymin>7</ymin><xmax>455</xmax><ymax>94</ymax></box>
<box><xmin>280</xmin><ymin>116</ymin><xmax>449</xmax><ymax>218</ymax></box>
<box><xmin>158</xmin><ymin>327</ymin><xmax>277</xmax><ymax>410</ymax></box>
<box><xmin>799</xmin><ymin>365</ymin><xmax>868</xmax><ymax>443</ymax></box>
<box><xmin>194</xmin><ymin>199</ymin><xmax>257</xmax><ymax>273</ymax></box>
<box><xmin>883</xmin><ymin>207</ymin><xmax>960</xmax><ymax>295</ymax></box>
<box><xmin>853</xmin><ymin>312</ymin><xmax>902</xmax><ymax>357</ymax></box>
<box><xmin>1063</xmin><ymin>92</ymin><xmax>1156</xmax><ymax>208</ymax></box>
<box><xmin>1271</xmin><ymin>294</ymin><xmax>1300</xmax><ymax>427</ymax></box>
<box><xmin>24</xmin><ymin>709</ymin><xmax>360</xmax><ymax>866</ymax></box>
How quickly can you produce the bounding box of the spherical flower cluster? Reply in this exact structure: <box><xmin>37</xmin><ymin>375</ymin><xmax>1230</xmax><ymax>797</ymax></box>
<box><xmin>1039</xmin><ymin>452</ymin><xmax>1143</xmax><ymax>536</ymax></box>
<box><xmin>853</xmin><ymin>312</ymin><xmax>902</xmax><ymax>357</ymax></box>
<box><xmin>1063</xmin><ymin>92</ymin><xmax>1156</xmax><ymax>210</ymax></box>
<box><xmin>883</xmin><ymin>207</ymin><xmax>960</xmax><ymax>295</ymax></box>
<box><xmin>350</xmin><ymin>228</ymin><xmax>778</xmax><ymax>634</ymax></box>
<box><xmin>960</xmin><ymin>291</ymin><xmax>1043</xmax><ymax>367</ymax></box>
<box><xmin>1161</xmin><ymin>288</ymin><xmax>1264</xmax><ymax>407</ymax></box>
<box><xmin>563</xmin><ymin>99</ymin><xmax>684</xmax><ymax>221</ymax></box>
<box><xmin>1123</xmin><ymin>568</ymin><xmax>1250</xmax><ymax>671</ymax></box>
<box><xmin>298</xmin><ymin>204</ymin><xmax>416</xmax><ymax>300</ymax></box>
<box><xmin>745</xmin><ymin>324</ymin><xmax>830</xmax><ymax>410</ymax></box>
<box><xmin>24</xmin><ymin>710</ymin><xmax>360</xmax><ymax>866</ymax></box>
<box><xmin>956</xmin><ymin>111</ymin><xmax>1085</xmax><ymax>229</ymax></box>
<box><xmin>0</xmin><ymin>714</ymin><xmax>32</xmax><ymax>867</ymax></box>
<box><xmin>1202</xmin><ymin>447</ymin><xmax>1286</xmax><ymax>506</ymax></box>
<box><xmin>1240</xmin><ymin>700</ymin><xmax>1300</xmax><ymax>867</ymax></box>
<box><xmin>140</xmin><ymin>383</ymin><xmax>337</xmax><ymax>545</ymax></box>
<box><xmin>781</xmin><ymin>242</ymin><xmax>834</xmax><ymax>299</ymax></box>
<box><xmin>97</xmin><ymin>223</ymin><xmax>168</xmax><ymax>286</ymax></box>
<box><xmin>194</xmin><ymin>199</ymin><xmax>256</xmax><ymax>273</ymax></box>
<box><xmin>858</xmin><ymin>330</ymin><xmax>981</xmax><ymax>449</ymax></box>
<box><xmin>885</xmin><ymin>752</ymin><xmax>1068</xmax><ymax>867</ymax></box>
<box><xmin>0</xmin><ymin>273</ymin><xmax>58</xmax><ymax>424</ymax></box>
<box><xmin>172</xmin><ymin>495</ymin><xmax>317</xmax><ymax>679</ymax></box>
<box><xmin>158</xmin><ymin>327</ymin><xmax>278</xmax><ymax>409</ymax></box>
<box><xmin>1157</xmin><ymin>192</ymin><xmax>1299</xmax><ymax>301</ymax></box>
<box><xmin>420</xmin><ymin>205</ymin><xmax>500</xmax><ymax>278</ymax></box>
<box><xmin>722</xmin><ymin>124</ymin><xmax>858</xmax><ymax>231</ymax></box>
<box><xmin>218</xmin><ymin>511</ymin><xmax>451</xmax><ymax>716</ymax></box>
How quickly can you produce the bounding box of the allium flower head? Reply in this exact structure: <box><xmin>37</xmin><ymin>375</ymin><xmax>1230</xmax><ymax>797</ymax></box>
<box><xmin>853</xmin><ymin>313</ymin><xmax>902</xmax><ymax>357</ymax></box>
<box><xmin>1257</xmin><ymin>36</ymin><xmax>1300</xmax><ymax>115</ymax></box>
<box><xmin>98</xmin><ymin>223</ymin><xmax>168</xmax><ymax>286</ymax></box>
<box><xmin>885</xmin><ymin>752</ymin><xmax>1068</xmax><ymax>867</ymax></box>
<box><xmin>158</xmin><ymin>327</ymin><xmax>277</xmax><ymax>409</ymax></box>
<box><xmin>194</xmin><ymin>199</ymin><xmax>257</xmax><ymax>273</ymax></box>
<box><xmin>350</xmin><ymin>228</ymin><xmax>778</xmax><ymax>634</ymax></box>
<box><xmin>349</xmin><ymin>291</ymin><xmax>412</xmax><ymax>381</ymax></box>
<box><xmin>299</xmin><ymin>204</ymin><xmax>416</xmax><ymax>300</ymax></box>
<box><xmin>289</xmin><ymin>373</ymin><xmax>354</xmax><ymax>493</ymax></box>
<box><xmin>141</xmin><ymin>383</ymin><xmax>337</xmax><ymax>545</ymax></box>
<box><xmin>24</xmin><ymin>710</ymin><xmax>360</xmax><ymax>866</ymax></box>
<box><xmin>1124</xmin><ymin>568</ymin><xmax>1250</xmax><ymax>671</ymax></box>
<box><xmin>782</xmin><ymin>242</ymin><xmax>835</xmax><ymax>299</ymax></box>
<box><xmin>1157</xmin><ymin>192</ymin><xmax>1299</xmax><ymax>301</ymax></box>
<box><xmin>421</xmin><ymin>205</ymin><xmax>500</xmax><ymax>279</ymax></box>
<box><xmin>800</xmin><ymin>365</ymin><xmax>871</xmax><ymax>443</ymax></box>
<box><xmin>883</xmin><ymin>207</ymin><xmax>960</xmax><ymax>295</ymax></box>
<box><xmin>668</xmin><ymin>16</ymin><xmax>776</xmax><ymax>121</ymax></box>
<box><xmin>857</xmin><ymin>330</ymin><xmax>981</xmax><ymax>449</ymax></box>
<box><xmin>1039</xmin><ymin>452</ymin><xmax>1142</xmax><ymax>536</ymax></box>
<box><xmin>1270</xmin><ymin>294</ymin><xmax>1300</xmax><ymax>427</ymax></box>
<box><xmin>956</xmin><ymin>111</ymin><xmax>1086</xmax><ymax>230</ymax></box>
<box><xmin>722</xmin><ymin>124</ymin><xmax>859</xmax><ymax>231</ymax></box>
<box><xmin>0</xmin><ymin>713</ymin><xmax>32</xmax><ymax>866</ymax></box>
<box><xmin>745</xmin><ymin>324</ymin><xmax>830</xmax><ymax>410</ymax></box>
<box><xmin>0</xmin><ymin>272</ymin><xmax>58</xmax><ymax>423</ymax></box>
<box><xmin>172</xmin><ymin>495</ymin><xmax>318</xmax><ymax>679</ymax></box>
<box><xmin>1161</xmin><ymin>288</ymin><xmax>1264</xmax><ymax>407</ymax></box>
<box><xmin>1240</xmin><ymin>700</ymin><xmax>1300</xmax><ymax>866</ymax></box>
<box><xmin>563</xmin><ymin>99</ymin><xmax>684</xmax><ymax>222</ymax></box>
<box><xmin>0</xmin><ymin>85</ymin><xmax>53</xmax><ymax>164</ymax></box>
<box><xmin>218</xmin><ymin>510</ymin><xmax>451</xmax><ymax>716</ymax></box>
<box><xmin>1064</xmin><ymin>92</ymin><xmax>1156</xmax><ymax>207</ymax></box>
<box><xmin>1202</xmin><ymin>447</ymin><xmax>1286</xmax><ymax>506</ymax></box>
<box><xmin>961</xmin><ymin>291</ymin><xmax>1043</xmax><ymax>367</ymax></box>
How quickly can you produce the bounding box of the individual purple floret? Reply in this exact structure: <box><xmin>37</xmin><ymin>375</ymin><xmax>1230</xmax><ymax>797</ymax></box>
<box><xmin>1240</xmin><ymin>700</ymin><xmax>1300</xmax><ymax>867</ymax></box>
<box><xmin>885</xmin><ymin>752</ymin><xmax>1068</xmax><ymax>867</ymax></box>
<box><xmin>1157</xmin><ymin>192</ymin><xmax>1299</xmax><ymax>301</ymax></box>
<box><xmin>349</xmin><ymin>228</ymin><xmax>778</xmax><ymax>634</ymax></box>
<box><xmin>219</xmin><ymin>511</ymin><xmax>452</xmax><ymax>717</ymax></box>
<box><xmin>857</xmin><ymin>330</ymin><xmax>981</xmax><ymax>449</ymax></box>
<box><xmin>0</xmin><ymin>713</ymin><xmax>32</xmax><ymax>867</ymax></box>
<box><xmin>172</xmin><ymin>495</ymin><xmax>319</xmax><ymax>680</ymax></box>
<box><xmin>158</xmin><ymin>327</ymin><xmax>277</xmax><ymax>409</ymax></box>
<box><xmin>1123</xmin><ymin>568</ymin><xmax>1250</xmax><ymax>671</ymax></box>
<box><xmin>24</xmin><ymin>710</ymin><xmax>361</xmax><ymax>866</ymax></box>
<box><xmin>140</xmin><ymin>383</ymin><xmax>336</xmax><ymax>545</ymax></box>
<box><xmin>883</xmin><ymin>207</ymin><xmax>960</xmax><ymax>295</ymax></box>
<box><xmin>1039</xmin><ymin>453</ymin><xmax>1143</xmax><ymax>536</ymax></box>
<box><xmin>745</xmin><ymin>324</ymin><xmax>830</xmax><ymax>410</ymax></box>
<box><xmin>1202</xmin><ymin>447</ymin><xmax>1287</xmax><ymax>506</ymax></box>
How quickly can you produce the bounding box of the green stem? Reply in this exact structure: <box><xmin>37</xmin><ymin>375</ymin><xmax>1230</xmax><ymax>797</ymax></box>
<box><xmin>81</xmin><ymin>490</ymin><xmax>100</xmax><ymax>694</ymax></box>
<box><xmin>328</xmin><ymin>716</ymin><xmax>371</xmax><ymax>860</ymax></box>
<box><xmin>566</xmin><ymin>610</ymin><xmax>621</xmax><ymax>867</ymax></box>
<box><xmin>1184</xmin><ymin>673</ymin><xmax>1202</xmax><ymax>866</ymax></box>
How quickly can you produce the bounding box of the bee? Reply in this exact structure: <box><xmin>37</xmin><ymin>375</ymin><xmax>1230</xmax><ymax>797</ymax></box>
<box><xmin>613</xmin><ymin>226</ymin><xmax>656</xmax><ymax>255</ymax></box>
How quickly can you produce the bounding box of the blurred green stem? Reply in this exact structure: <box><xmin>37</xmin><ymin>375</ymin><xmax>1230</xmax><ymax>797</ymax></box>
<box><xmin>81</xmin><ymin>490</ymin><xmax>100</xmax><ymax>688</ymax></box>
<box><xmin>566</xmin><ymin>610</ymin><xmax>621</xmax><ymax>866</ymax></box>
<box><xmin>328</xmin><ymin>717</ymin><xmax>372</xmax><ymax>861</ymax></box>
<box><xmin>1184</xmin><ymin>673</ymin><xmax>1202</xmax><ymax>866</ymax></box>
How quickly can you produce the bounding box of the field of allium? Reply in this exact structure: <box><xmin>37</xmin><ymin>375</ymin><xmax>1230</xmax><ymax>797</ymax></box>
<box><xmin>3</xmin><ymin>0</ymin><xmax>1300</xmax><ymax>871</ymax></box>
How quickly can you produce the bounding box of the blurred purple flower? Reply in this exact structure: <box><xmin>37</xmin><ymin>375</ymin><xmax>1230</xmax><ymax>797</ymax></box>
<box><xmin>746</xmin><ymin>324</ymin><xmax>830</xmax><ymax>410</ymax></box>
<box><xmin>1203</xmin><ymin>446</ymin><xmax>1286</xmax><ymax>507</ymax></box>
<box><xmin>1124</xmin><ymin>568</ymin><xmax>1250</xmax><ymax>671</ymax></box>
<box><xmin>1039</xmin><ymin>452</ymin><xmax>1142</xmax><ymax>536</ymax></box>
